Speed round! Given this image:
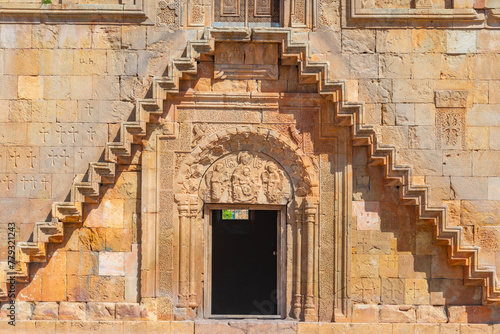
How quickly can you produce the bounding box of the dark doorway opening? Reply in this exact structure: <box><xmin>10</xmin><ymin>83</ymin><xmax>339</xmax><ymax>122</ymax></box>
<box><xmin>211</xmin><ymin>209</ymin><xmax>278</xmax><ymax>316</ymax></box>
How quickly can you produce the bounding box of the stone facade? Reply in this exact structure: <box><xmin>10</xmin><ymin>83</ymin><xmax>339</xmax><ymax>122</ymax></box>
<box><xmin>0</xmin><ymin>0</ymin><xmax>500</xmax><ymax>332</ymax></box>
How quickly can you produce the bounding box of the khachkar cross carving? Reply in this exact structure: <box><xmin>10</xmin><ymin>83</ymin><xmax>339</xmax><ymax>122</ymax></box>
<box><xmin>200</xmin><ymin>151</ymin><xmax>291</xmax><ymax>205</ymax></box>
<box><xmin>442</xmin><ymin>113</ymin><xmax>460</xmax><ymax>146</ymax></box>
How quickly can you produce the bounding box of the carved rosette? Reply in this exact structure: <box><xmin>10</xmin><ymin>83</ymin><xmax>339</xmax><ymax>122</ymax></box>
<box><xmin>199</xmin><ymin>151</ymin><xmax>292</xmax><ymax>205</ymax></box>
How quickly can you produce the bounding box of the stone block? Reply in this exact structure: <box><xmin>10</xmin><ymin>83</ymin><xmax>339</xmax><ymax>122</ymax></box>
<box><xmin>380</xmin><ymin>255</ymin><xmax>399</xmax><ymax>278</ymax></box>
<box><xmin>87</xmin><ymin>302</ymin><xmax>116</xmax><ymax>321</ymax></box>
<box><xmin>381</xmin><ymin>126</ymin><xmax>408</xmax><ymax>149</ymax></box>
<box><xmin>446</xmin><ymin>31</ymin><xmax>477</xmax><ymax>54</ymax></box>
<box><xmin>353</xmin><ymin>201</ymin><xmax>381</xmax><ymax>231</ymax></box>
<box><xmin>448</xmin><ymin>306</ymin><xmax>497</xmax><ymax>323</ymax></box>
<box><xmin>409</xmin><ymin>126</ymin><xmax>436</xmax><ymax>150</ymax></box>
<box><xmin>429</xmin><ymin>278</ymin><xmax>481</xmax><ymax>306</ymax></box>
<box><xmin>352</xmin><ymin>254</ymin><xmax>379</xmax><ymax>278</ymax></box>
<box><xmin>491</xmin><ymin>81</ymin><xmax>500</xmax><ymax>104</ymax></box>
<box><xmin>417</xmin><ymin>305</ymin><xmax>448</xmax><ymax>323</ymax></box>
<box><xmin>399</xmin><ymin>149</ymin><xmax>443</xmax><ymax>175</ymax></box>
<box><xmin>42</xmin><ymin>49</ymin><xmax>74</xmax><ymax>76</ymax></box>
<box><xmin>297</xmin><ymin>322</ymin><xmax>319</xmax><ymax>334</ymax></box>
<box><xmin>4</xmin><ymin>49</ymin><xmax>40</xmax><ymax>76</ymax></box>
<box><xmin>105</xmin><ymin>228</ymin><xmax>133</xmax><ymax>252</ymax></box>
<box><xmin>0</xmin><ymin>301</ymin><xmax>32</xmax><ymax>320</ymax></box>
<box><xmin>102</xmin><ymin>198</ymin><xmax>125</xmax><ymax>228</ymax></box>
<box><xmin>32</xmin><ymin>24</ymin><xmax>59</xmax><ymax>49</ymax></box>
<box><xmin>440</xmin><ymin>55</ymin><xmax>475</xmax><ymax>80</ymax></box>
<box><xmin>393</xmin><ymin>79</ymin><xmax>434</xmax><ymax>103</ymax></box>
<box><xmin>66</xmin><ymin>251</ymin><xmax>98</xmax><ymax>276</ymax></box>
<box><xmin>351</xmin><ymin>277</ymin><xmax>381</xmax><ymax>304</ymax></box>
<box><xmin>59</xmin><ymin>302</ymin><xmax>86</xmax><ymax>320</ymax></box>
<box><xmin>379</xmin><ymin>54</ymin><xmax>411</xmax><ymax>79</ymax></box>
<box><xmin>342</xmin><ymin>29</ymin><xmax>376</xmax><ymax>53</ymax></box>
<box><xmin>376</xmin><ymin>30</ymin><xmax>411</xmax><ymax>53</ymax></box>
<box><xmin>379</xmin><ymin>305</ymin><xmax>416</xmax><ymax>323</ymax></box>
<box><xmin>9</xmin><ymin>100</ymin><xmax>31</xmax><ymax>123</ymax></box>
<box><xmin>92</xmin><ymin>26</ymin><xmax>121</xmax><ymax>49</ymax></box>
<box><xmin>440</xmin><ymin>323</ymin><xmax>461</xmax><ymax>334</ymax></box>
<box><xmin>490</xmin><ymin>127</ymin><xmax>500</xmax><ymax>150</ymax></box>
<box><xmin>0</xmin><ymin>24</ymin><xmax>31</xmax><ymax>48</ymax></box>
<box><xmin>44</xmin><ymin>76</ymin><xmax>71</xmax><ymax>100</ymax></box>
<box><xmin>473</xmin><ymin>151</ymin><xmax>500</xmax><ymax>176</ymax></box>
<box><xmin>358</xmin><ymin>79</ymin><xmax>391</xmax><ymax>104</ymax></box>
<box><xmin>59</xmin><ymin>25</ymin><xmax>91</xmax><ymax>48</ymax></box>
<box><xmin>32</xmin><ymin>302</ymin><xmax>59</xmax><ymax>320</ymax></box>
<box><xmin>460</xmin><ymin>324</ymin><xmax>492</xmax><ymax>334</ymax></box>
<box><xmin>412</xmin><ymin>30</ymin><xmax>446</xmax><ymax>53</ymax></box>
<box><xmin>398</xmin><ymin>254</ymin><xmax>431</xmax><ymax>279</ymax></box>
<box><xmin>393</xmin><ymin>324</ymin><xmax>415</xmax><ymax>334</ymax></box>
<box><xmin>381</xmin><ymin>278</ymin><xmax>404</xmax><ymax>304</ymax></box>
<box><xmin>411</xmin><ymin>54</ymin><xmax>442</xmax><ymax>79</ymax></box>
<box><xmin>442</xmin><ymin>151</ymin><xmax>472</xmax><ymax>176</ymax></box>
<box><xmin>115</xmin><ymin>303</ymin><xmax>144</xmax><ymax>320</ymax></box>
<box><xmin>449</xmin><ymin>177</ymin><xmax>488</xmax><ymax>200</ymax></box>
<box><xmin>18</xmin><ymin>76</ymin><xmax>43</xmax><ymax>100</ymax></box>
<box><xmin>41</xmin><ymin>275</ymin><xmax>66</xmax><ymax>302</ymax></box>
<box><xmin>405</xmin><ymin>279</ymin><xmax>430</xmax><ymax>305</ymax></box>
<box><xmin>468</xmin><ymin>104</ymin><xmax>500</xmax><ymax>127</ymax></box>
<box><xmin>122</xmin><ymin>26</ymin><xmax>146</xmax><ymax>50</ymax></box>
<box><xmin>414</xmin><ymin>324</ymin><xmax>440</xmax><ymax>334</ymax></box>
<box><xmin>99</xmin><ymin>251</ymin><xmax>125</xmax><ymax>276</ymax></box>
<box><xmin>466</xmin><ymin>127</ymin><xmax>489</xmax><ymax>150</ymax></box>
<box><xmin>90</xmin><ymin>276</ymin><xmax>125</xmax><ymax>302</ymax></box>
<box><xmin>171</xmin><ymin>320</ymin><xmax>195</xmax><ymax>333</ymax></box>
<box><xmin>349</xmin><ymin>54</ymin><xmax>379</xmax><ymax>79</ymax></box>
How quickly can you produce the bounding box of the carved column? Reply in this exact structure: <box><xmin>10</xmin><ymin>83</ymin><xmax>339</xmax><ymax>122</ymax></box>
<box><xmin>304</xmin><ymin>198</ymin><xmax>318</xmax><ymax>321</ymax></box>
<box><xmin>175</xmin><ymin>194</ymin><xmax>190</xmax><ymax>313</ymax></box>
<box><xmin>188</xmin><ymin>194</ymin><xmax>198</xmax><ymax>309</ymax></box>
<box><xmin>293</xmin><ymin>200</ymin><xmax>303</xmax><ymax>319</ymax></box>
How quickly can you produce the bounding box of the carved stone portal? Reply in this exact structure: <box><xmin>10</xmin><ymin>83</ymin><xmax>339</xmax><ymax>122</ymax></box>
<box><xmin>199</xmin><ymin>151</ymin><xmax>292</xmax><ymax>205</ymax></box>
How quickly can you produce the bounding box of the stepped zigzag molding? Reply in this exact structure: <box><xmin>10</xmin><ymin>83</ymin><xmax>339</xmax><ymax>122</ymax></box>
<box><xmin>1</xmin><ymin>27</ymin><xmax>499</xmax><ymax>306</ymax></box>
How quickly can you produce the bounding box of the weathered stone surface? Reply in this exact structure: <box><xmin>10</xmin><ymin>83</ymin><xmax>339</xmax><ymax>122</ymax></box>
<box><xmin>379</xmin><ymin>305</ymin><xmax>416</xmax><ymax>323</ymax></box>
<box><xmin>416</xmin><ymin>305</ymin><xmax>447</xmax><ymax>323</ymax></box>
<box><xmin>352</xmin><ymin>304</ymin><xmax>379</xmax><ymax>323</ymax></box>
<box><xmin>32</xmin><ymin>302</ymin><xmax>59</xmax><ymax>320</ymax></box>
<box><xmin>59</xmin><ymin>302</ymin><xmax>86</xmax><ymax>321</ymax></box>
<box><xmin>87</xmin><ymin>302</ymin><xmax>116</xmax><ymax>321</ymax></box>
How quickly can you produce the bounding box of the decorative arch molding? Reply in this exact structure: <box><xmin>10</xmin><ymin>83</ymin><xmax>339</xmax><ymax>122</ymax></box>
<box><xmin>176</xmin><ymin>125</ymin><xmax>319</xmax><ymax>200</ymax></box>
<box><xmin>3</xmin><ymin>28</ymin><xmax>500</xmax><ymax>324</ymax></box>
<box><xmin>168</xmin><ymin>125</ymin><xmax>323</xmax><ymax>320</ymax></box>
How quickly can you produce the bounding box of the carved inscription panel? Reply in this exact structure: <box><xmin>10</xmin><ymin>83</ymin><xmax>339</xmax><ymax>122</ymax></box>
<box><xmin>199</xmin><ymin>151</ymin><xmax>292</xmax><ymax>205</ymax></box>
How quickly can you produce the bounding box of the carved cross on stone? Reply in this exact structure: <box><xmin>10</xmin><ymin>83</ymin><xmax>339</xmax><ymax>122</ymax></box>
<box><xmin>60</xmin><ymin>149</ymin><xmax>70</xmax><ymax>167</ymax></box>
<box><xmin>48</xmin><ymin>150</ymin><xmax>58</xmax><ymax>166</ymax></box>
<box><xmin>26</xmin><ymin>150</ymin><xmax>37</xmax><ymax>169</ymax></box>
<box><xmin>39</xmin><ymin>126</ymin><xmax>49</xmax><ymax>144</ymax></box>
<box><xmin>56</xmin><ymin>125</ymin><xmax>66</xmax><ymax>144</ymax></box>
<box><xmin>68</xmin><ymin>126</ymin><xmax>79</xmax><ymax>143</ymax></box>
<box><xmin>41</xmin><ymin>176</ymin><xmax>49</xmax><ymax>191</ymax></box>
<box><xmin>9</xmin><ymin>149</ymin><xmax>20</xmax><ymax>168</ymax></box>
<box><xmin>2</xmin><ymin>175</ymin><xmax>13</xmax><ymax>190</ymax></box>
<box><xmin>87</xmin><ymin>127</ymin><xmax>97</xmax><ymax>141</ymax></box>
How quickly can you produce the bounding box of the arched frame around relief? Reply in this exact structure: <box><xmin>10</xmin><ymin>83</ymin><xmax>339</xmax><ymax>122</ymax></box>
<box><xmin>140</xmin><ymin>94</ymin><xmax>353</xmax><ymax>322</ymax></box>
<box><xmin>173</xmin><ymin>125</ymin><xmax>320</xmax><ymax>320</ymax></box>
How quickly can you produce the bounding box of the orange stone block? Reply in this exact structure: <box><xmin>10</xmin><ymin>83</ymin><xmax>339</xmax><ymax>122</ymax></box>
<box><xmin>17</xmin><ymin>273</ymin><xmax>42</xmax><ymax>301</ymax></box>
<box><xmin>41</xmin><ymin>274</ymin><xmax>66</xmax><ymax>301</ymax></box>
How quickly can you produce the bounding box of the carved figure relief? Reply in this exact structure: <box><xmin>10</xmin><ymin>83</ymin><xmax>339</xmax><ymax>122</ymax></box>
<box><xmin>199</xmin><ymin>150</ymin><xmax>292</xmax><ymax>204</ymax></box>
<box><xmin>204</xmin><ymin>162</ymin><xmax>228</xmax><ymax>202</ymax></box>
<box><xmin>261</xmin><ymin>161</ymin><xmax>284</xmax><ymax>202</ymax></box>
<box><xmin>231</xmin><ymin>151</ymin><xmax>259</xmax><ymax>203</ymax></box>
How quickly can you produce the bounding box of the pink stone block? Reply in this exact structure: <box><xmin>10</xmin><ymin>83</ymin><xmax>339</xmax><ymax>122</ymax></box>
<box><xmin>99</xmin><ymin>252</ymin><xmax>125</xmax><ymax>276</ymax></box>
<box><xmin>353</xmin><ymin>201</ymin><xmax>381</xmax><ymax>231</ymax></box>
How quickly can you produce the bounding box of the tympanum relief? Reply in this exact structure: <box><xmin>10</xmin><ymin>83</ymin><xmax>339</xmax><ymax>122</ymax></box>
<box><xmin>200</xmin><ymin>150</ymin><xmax>292</xmax><ymax>205</ymax></box>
